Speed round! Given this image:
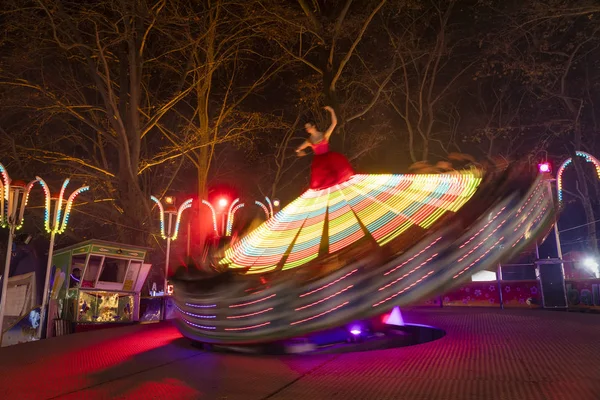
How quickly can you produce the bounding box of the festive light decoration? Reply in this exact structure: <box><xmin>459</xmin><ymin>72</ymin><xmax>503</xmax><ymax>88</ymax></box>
<box><xmin>172</xmin><ymin>199</ymin><xmax>193</xmax><ymax>241</ymax></box>
<box><xmin>226</xmin><ymin>199</ymin><xmax>244</xmax><ymax>236</ymax></box>
<box><xmin>150</xmin><ymin>196</ymin><xmax>166</xmax><ymax>238</ymax></box>
<box><xmin>265</xmin><ymin>197</ymin><xmax>274</xmax><ymax>218</ymax></box>
<box><xmin>201</xmin><ymin>200</ymin><xmax>218</xmax><ymax>234</ymax></box>
<box><xmin>150</xmin><ymin>196</ymin><xmax>193</xmax><ymax>241</ymax></box>
<box><xmin>13</xmin><ymin>180</ymin><xmax>37</xmax><ymax>231</ymax></box>
<box><xmin>34</xmin><ymin>176</ymin><xmax>89</xmax><ymax>340</ymax></box>
<box><xmin>255</xmin><ymin>200</ymin><xmax>270</xmax><ymax>219</ymax></box>
<box><xmin>557</xmin><ymin>151</ymin><xmax>600</xmax><ymax>202</ymax></box>
<box><xmin>227</xmin><ymin>198</ymin><xmax>239</xmax><ymax>222</ymax></box>
<box><xmin>0</xmin><ymin>163</ymin><xmax>39</xmax><ymax>343</ymax></box>
<box><xmin>0</xmin><ymin>164</ymin><xmax>36</xmax><ymax>230</ymax></box>
<box><xmin>222</xmin><ymin>171</ymin><xmax>482</xmax><ymax>274</ymax></box>
<box><xmin>35</xmin><ymin>177</ymin><xmax>89</xmax><ymax>234</ymax></box>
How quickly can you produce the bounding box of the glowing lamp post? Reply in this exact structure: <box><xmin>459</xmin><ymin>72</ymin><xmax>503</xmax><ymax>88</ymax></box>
<box><xmin>37</xmin><ymin>177</ymin><xmax>89</xmax><ymax>339</ymax></box>
<box><xmin>150</xmin><ymin>196</ymin><xmax>193</xmax><ymax>295</ymax></box>
<box><xmin>0</xmin><ymin>165</ymin><xmax>36</xmax><ymax>344</ymax></box>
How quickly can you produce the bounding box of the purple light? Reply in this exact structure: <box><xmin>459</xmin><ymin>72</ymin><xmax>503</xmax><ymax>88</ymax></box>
<box><xmin>538</xmin><ymin>162</ymin><xmax>550</xmax><ymax>173</ymax></box>
<box><xmin>349</xmin><ymin>324</ymin><xmax>362</xmax><ymax>335</ymax></box>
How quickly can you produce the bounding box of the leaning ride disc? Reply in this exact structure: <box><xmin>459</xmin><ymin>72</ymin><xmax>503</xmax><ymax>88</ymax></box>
<box><xmin>222</xmin><ymin>170</ymin><xmax>482</xmax><ymax>274</ymax></box>
<box><xmin>174</xmin><ymin>166</ymin><xmax>556</xmax><ymax>345</ymax></box>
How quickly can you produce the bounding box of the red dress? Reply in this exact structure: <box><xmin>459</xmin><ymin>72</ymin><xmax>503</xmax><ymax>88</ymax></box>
<box><xmin>309</xmin><ymin>140</ymin><xmax>355</xmax><ymax>190</ymax></box>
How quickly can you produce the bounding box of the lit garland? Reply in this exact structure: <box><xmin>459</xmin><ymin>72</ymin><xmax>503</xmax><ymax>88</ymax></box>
<box><xmin>226</xmin><ymin>198</ymin><xmax>239</xmax><ymax>235</ymax></box>
<box><xmin>15</xmin><ymin>180</ymin><xmax>38</xmax><ymax>230</ymax></box>
<box><xmin>0</xmin><ymin>163</ymin><xmax>10</xmax><ymax>228</ymax></box>
<box><xmin>58</xmin><ymin>186</ymin><xmax>89</xmax><ymax>233</ymax></box>
<box><xmin>222</xmin><ymin>171</ymin><xmax>482</xmax><ymax>274</ymax></box>
<box><xmin>265</xmin><ymin>197</ymin><xmax>274</xmax><ymax>218</ymax></box>
<box><xmin>171</xmin><ymin>198</ymin><xmax>193</xmax><ymax>241</ymax></box>
<box><xmin>201</xmin><ymin>200</ymin><xmax>218</xmax><ymax>234</ymax></box>
<box><xmin>37</xmin><ymin>178</ymin><xmax>52</xmax><ymax>233</ymax></box>
<box><xmin>255</xmin><ymin>200</ymin><xmax>269</xmax><ymax>219</ymax></box>
<box><xmin>227</xmin><ymin>198</ymin><xmax>239</xmax><ymax>224</ymax></box>
<box><xmin>150</xmin><ymin>196</ymin><xmax>193</xmax><ymax>240</ymax></box>
<box><xmin>226</xmin><ymin>202</ymin><xmax>245</xmax><ymax>236</ymax></box>
<box><xmin>557</xmin><ymin>151</ymin><xmax>600</xmax><ymax>202</ymax></box>
<box><xmin>36</xmin><ymin>177</ymin><xmax>89</xmax><ymax>234</ymax></box>
<box><xmin>0</xmin><ymin>163</ymin><xmax>9</xmax><ymax>201</ymax></box>
<box><xmin>150</xmin><ymin>196</ymin><xmax>166</xmax><ymax>239</ymax></box>
<box><xmin>0</xmin><ymin>165</ymin><xmax>41</xmax><ymax>230</ymax></box>
<box><xmin>54</xmin><ymin>179</ymin><xmax>69</xmax><ymax>230</ymax></box>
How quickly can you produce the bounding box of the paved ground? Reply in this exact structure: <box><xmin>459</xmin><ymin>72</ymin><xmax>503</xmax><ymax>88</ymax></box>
<box><xmin>0</xmin><ymin>308</ymin><xmax>599</xmax><ymax>400</ymax></box>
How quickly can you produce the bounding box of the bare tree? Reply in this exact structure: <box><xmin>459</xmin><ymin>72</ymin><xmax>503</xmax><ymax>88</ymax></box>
<box><xmin>382</xmin><ymin>1</ymin><xmax>479</xmax><ymax>163</ymax></box>
<box><xmin>488</xmin><ymin>0</ymin><xmax>600</xmax><ymax>253</ymax></box>
<box><xmin>0</xmin><ymin>0</ymin><xmax>287</xmax><ymax>245</ymax></box>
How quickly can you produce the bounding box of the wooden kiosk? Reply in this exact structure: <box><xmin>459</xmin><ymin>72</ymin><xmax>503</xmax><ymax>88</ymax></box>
<box><xmin>47</xmin><ymin>239</ymin><xmax>152</xmax><ymax>335</ymax></box>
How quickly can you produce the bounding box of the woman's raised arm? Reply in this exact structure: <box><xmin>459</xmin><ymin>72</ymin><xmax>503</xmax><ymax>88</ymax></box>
<box><xmin>323</xmin><ymin>106</ymin><xmax>337</xmax><ymax>141</ymax></box>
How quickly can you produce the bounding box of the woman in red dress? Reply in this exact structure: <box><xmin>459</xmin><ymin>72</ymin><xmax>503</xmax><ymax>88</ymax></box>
<box><xmin>295</xmin><ymin>106</ymin><xmax>355</xmax><ymax>190</ymax></box>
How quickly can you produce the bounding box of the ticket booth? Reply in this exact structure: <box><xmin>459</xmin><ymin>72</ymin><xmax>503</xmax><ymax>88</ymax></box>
<box><xmin>47</xmin><ymin>240</ymin><xmax>151</xmax><ymax>335</ymax></box>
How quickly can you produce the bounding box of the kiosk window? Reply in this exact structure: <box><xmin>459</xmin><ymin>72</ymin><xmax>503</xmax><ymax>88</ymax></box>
<box><xmin>83</xmin><ymin>256</ymin><xmax>103</xmax><ymax>287</ymax></box>
<box><xmin>70</xmin><ymin>255</ymin><xmax>86</xmax><ymax>288</ymax></box>
<box><xmin>98</xmin><ymin>258</ymin><xmax>128</xmax><ymax>283</ymax></box>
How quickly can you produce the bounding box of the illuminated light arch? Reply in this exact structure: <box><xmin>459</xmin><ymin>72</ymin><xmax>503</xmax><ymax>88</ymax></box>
<box><xmin>227</xmin><ymin>200</ymin><xmax>245</xmax><ymax>236</ymax></box>
<box><xmin>201</xmin><ymin>200</ymin><xmax>218</xmax><ymax>234</ymax></box>
<box><xmin>556</xmin><ymin>151</ymin><xmax>600</xmax><ymax>202</ymax></box>
<box><xmin>255</xmin><ymin>200</ymin><xmax>270</xmax><ymax>219</ymax></box>
<box><xmin>57</xmin><ymin>185</ymin><xmax>89</xmax><ymax>234</ymax></box>
<box><xmin>171</xmin><ymin>199</ymin><xmax>193</xmax><ymax>241</ymax></box>
<box><xmin>150</xmin><ymin>196</ymin><xmax>194</xmax><ymax>240</ymax></box>
<box><xmin>150</xmin><ymin>196</ymin><xmax>167</xmax><ymax>239</ymax></box>
<box><xmin>36</xmin><ymin>177</ymin><xmax>89</xmax><ymax>234</ymax></box>
<box><xmin>265</xmin><ymin>197</ymin><xmax>274</xmax><ymax>218</ymax></box>
<box><xmin>226</xmin><ymin>198</ymin><xmax>240</xmax><ymax>231</ymax></box>
<box><xmin>0</xmin><ymin>163</ymin><xmax>37</xmax><ymax>230</ymax></box>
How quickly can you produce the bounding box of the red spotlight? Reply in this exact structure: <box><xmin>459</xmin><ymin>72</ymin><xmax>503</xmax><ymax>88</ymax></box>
<box><xmin>538</xmin><ymin>162</ymin><xmax>551</xmax><ymax>173</ymax></box>
<box><xmin>218</xmin><ymin>198</ymin><xmax>228</xmax><ymax>208</ymax></box>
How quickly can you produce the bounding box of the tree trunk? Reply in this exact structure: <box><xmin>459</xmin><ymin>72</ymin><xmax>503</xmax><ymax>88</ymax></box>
<box><xmin>117</xmin><ymin>174</ymin><xmax>147</xmax><ymax>245</ymax></box>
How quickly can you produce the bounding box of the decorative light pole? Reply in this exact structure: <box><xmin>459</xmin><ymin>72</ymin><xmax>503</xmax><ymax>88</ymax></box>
<box><xmin>150</xmin><ymin>196</ymin><xmax>193</xmax><ymax>294</ymax></box>
<box><xmin>553</xmin><ymin>151</ymin><xmax>600</xmax><ymax>259</ymax></box>
<box><xmin>36</xmin><ymin>177</ymin><xmax>89</xmax><ymax>339</ymax></box>
<box><xmin>226</xmin><ymin>198</ymin><xmax>244</xmax><ymax>236</ymax></box>
<box><xmin>0</xmin><ymin>164</ymin><xmax>36</xmax><ymax>343</ymax></box>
